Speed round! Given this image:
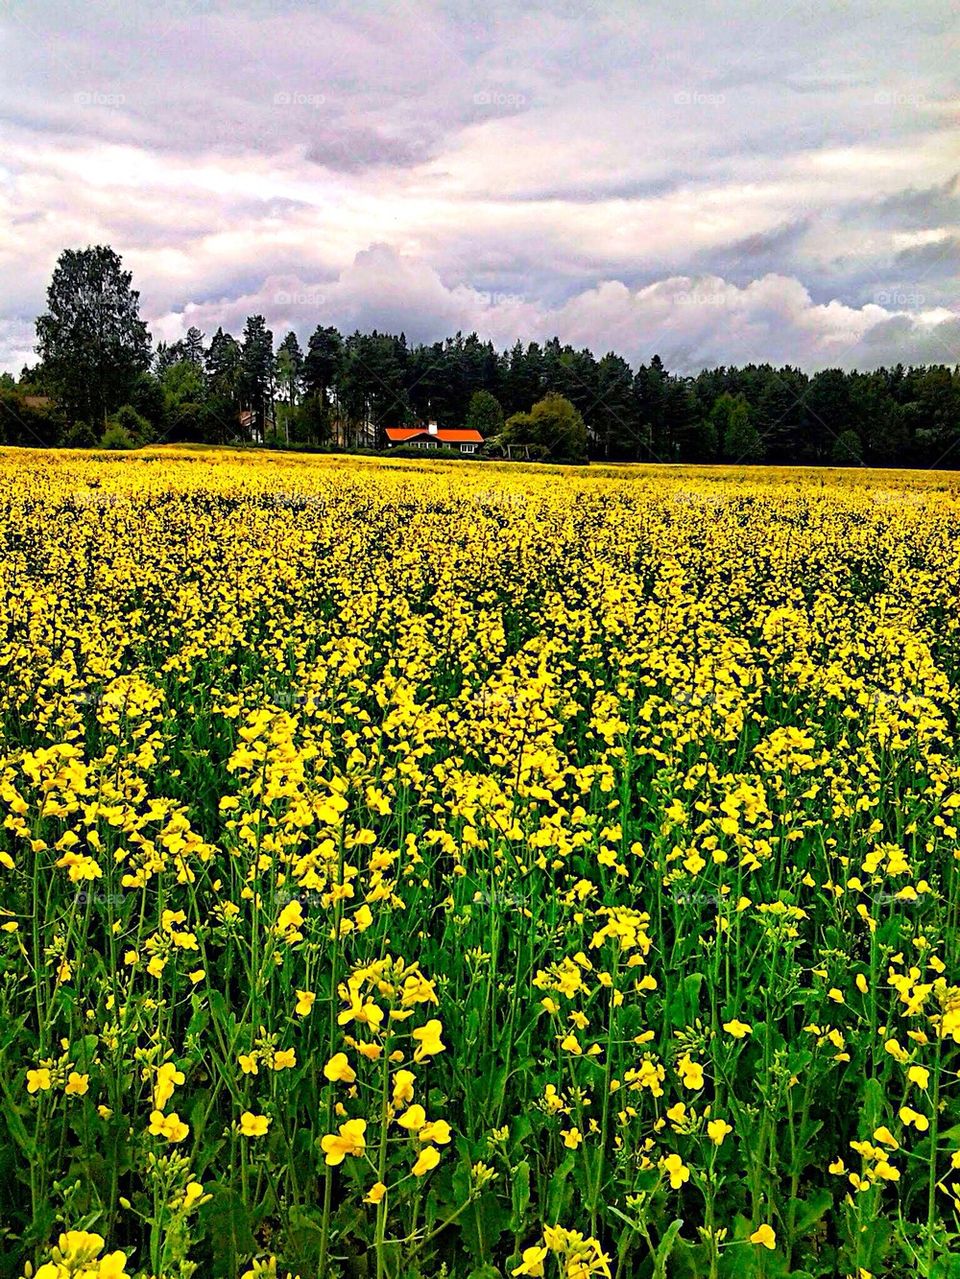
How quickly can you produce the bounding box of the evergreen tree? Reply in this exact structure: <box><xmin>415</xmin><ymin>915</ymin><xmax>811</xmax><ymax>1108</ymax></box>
<box><xmin>240</xmin><ymin>315</ymin><xmax>274</xmax><ymax>440</ymax></box>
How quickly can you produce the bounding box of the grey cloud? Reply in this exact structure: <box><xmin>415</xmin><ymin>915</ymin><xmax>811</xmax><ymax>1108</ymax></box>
<box><xmin>1</xmin><ymin>0</ymin><xmax>957</xmax><ymax>374</ymax></box>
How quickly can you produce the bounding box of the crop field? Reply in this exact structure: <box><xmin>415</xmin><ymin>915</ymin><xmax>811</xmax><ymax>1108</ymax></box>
<box><xmin>3</xmin><ymin>448</ymin><xmax>960</xmax><ymax>1279</ymax></box>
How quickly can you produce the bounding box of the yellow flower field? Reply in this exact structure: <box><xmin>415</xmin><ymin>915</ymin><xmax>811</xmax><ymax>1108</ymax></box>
<box><xmin>3</xmin><ymin>447</ymin><xmax>960</xmax><ymax>1279</ymax></box>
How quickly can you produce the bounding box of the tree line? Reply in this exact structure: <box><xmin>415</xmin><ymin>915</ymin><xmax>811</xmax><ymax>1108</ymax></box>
<box><xmin>3</xmin><ymin>245</ymin><xmax>959</xmax><ymax>467</ymax></box>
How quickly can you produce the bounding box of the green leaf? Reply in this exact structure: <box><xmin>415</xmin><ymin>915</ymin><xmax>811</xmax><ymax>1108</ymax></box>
<box><xmin>510</xmin><ymin>1159</ymin><xmax>531</xmax><ymax>1230</ymax></box>
<box><xmin>546</xmin><ymin>1153</ymin><xmax>575</xmax><ymax>1221</ymax></box>
<box><xmin>198</xmin><ymin>1183</ymin><xmax>256</xmax><ymax>1279</ymax></box>
<box><xmin>653</xmin><ymin>1218</ymin><xmax>684</xmax><ymax>1279</ymax></box>
<box><xmin>790</xmin><ymin>1188</ymin><xmax>833</xmax><ymax>1235</ymax></box>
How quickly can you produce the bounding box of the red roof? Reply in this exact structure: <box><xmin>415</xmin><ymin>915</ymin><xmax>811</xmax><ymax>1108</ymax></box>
<box><xmin>385</xmin><ymin>427</ymin><xmax>484</xmax><ymax>443</ymax></box>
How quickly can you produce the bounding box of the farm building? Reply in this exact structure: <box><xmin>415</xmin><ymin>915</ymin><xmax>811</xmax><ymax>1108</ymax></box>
<box><xmin>384</xmin><ymin>422</ymin><xmax>483</xmax><ymax>454</ymax></box>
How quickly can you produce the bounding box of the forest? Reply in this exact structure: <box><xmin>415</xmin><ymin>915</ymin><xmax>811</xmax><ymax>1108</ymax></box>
<box><xmin>3</xmin><ymin>246</ymin><xmax>959</xmax><ymax>467</ymax></box>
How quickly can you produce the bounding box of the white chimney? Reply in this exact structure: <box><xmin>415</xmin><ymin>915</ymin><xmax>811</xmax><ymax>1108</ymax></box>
<box><xmin>427</xmin><ymin>420</ymin><xmax>438</xmax><ymax>435</ymax></box>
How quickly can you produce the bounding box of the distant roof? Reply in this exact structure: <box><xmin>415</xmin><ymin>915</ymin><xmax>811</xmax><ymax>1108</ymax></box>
<box><xmin>385</xmin><ymin>427</ymin><xmax>484</xmax><ymax>443</ymax></box>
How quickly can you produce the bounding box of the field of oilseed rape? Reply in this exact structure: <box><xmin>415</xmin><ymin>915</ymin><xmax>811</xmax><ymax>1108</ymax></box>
<box><xmin>4</xmin><ymin>448</ymin><xmax>960</xmax><ymax>1279</ymax></box>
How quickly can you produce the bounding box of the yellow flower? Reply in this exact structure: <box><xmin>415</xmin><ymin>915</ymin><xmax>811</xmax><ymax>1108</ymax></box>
<box><xmin>324</xmin><ymin>1052</ymin><xmax>356</xmax><ymax>1084</ymax></box>
<box><xmin>661</xmin><ymin>1153</ymin><xmax>689</xmax><ymax>1188</ymax></box>
<box><xmin>677</xmin><ymin>1055</ymin><xmax>704</xmax><ymax>1090</ymax></box>
<box><xmin>273</xmin><ymin>1048</ymin><xmax>296</xmax><ymax>1071</ymax></box>
<box><xmin>398</xmin><ymin>1104</ymin><xmax>426</xmax><ymax>1131</ymax></box>
<box><xmin>337</xmin><ymin>998</ymin><xmax>384</xmax><ymax>1029</ymax></box>
<box><xmin>412</xmin><ymin>1145</ymin><xmax>441</xmax><ymax>1176</ymax></box>
<box><xmin>183</xmin><ymin>1181</ymin><xmax>206</xmax><ymax>1210</ymax></box>
<box><xmin>295</xmin><ymin>989</ymin><xmax>316</xmax><ymax>1016</ymax></box>
<box><xmin>364</xmin><ymin>1181</ymin><xmax>387</xmax><ymax>1205</ymax></box>
<box><xmin>27</xmin><ymin>1067</ymin><xmax>52</xmax><ymax>1094</ymax></box>
<box><xmin>561</xmin><ymin>1127</ymin><xmax>583</xmax><ymax>1149</ymax></box>
<box><xmin>33</xmin><ymin>1231</ymin><xmax>131</xmax><ymax>1279</ymax></box>
<box><xmin>239</xmin><ymin>1111</ymin><xmax>271</xmax><ymax>1138</ymax></box>
<box><xmin>750</xmin><ymin>1224</ymin><xmax>776</xmax><ymax>1249</ymax></box>
<box><xmin>239</xmin><ymin>1053</ymin><xmax>259</xmax><ymax>1076</ymax></box>
<box><xmin>64</xmin><ymin>1071</ymin><xmax>89</xmax><ymax>1096</ymax></box>
<box><xmin>420</xmin><ymin>1119</ymin><xmax>452</xmax><ymax>1144</ymax></box>
<box><xmin>907</xmin><ymin>1065</ymin><xmax>930</xmax><ymax>1089</ymax></box>
<box><xmin>392</xmin><ymin>1069</ymin><xmax>415</xmax><ymax>1105</ymax></box>
<box><xmin>707</xmin><ymin>1118</ymin><xmax>732</xmax><ymax>1146</ymax></box>
<box><xmin>153</xmin><ymin>1061</ymin><xmax>185</xmax><ymax>1110</ymax></box>
<box><xmin>722</xmin><ymin>1019</ymin><xmax>752</xmax><ymax>1039</ymax></box>
<box><xmin>321</xmin><ymin>1118</ymin><xmax>367</xmax><ymax>1165</ymax></box>
<box><xmin>899</xmin><ymin>1106</ymin><xmax>929</xmax><ymax>1132</ymax></box>
<box><xmin>412</xmin><ymin>1019</ymin><xmax>446</xmax><ymax>1061</ymax></box>
<box><xmin>512</xmin><ymin>1245</ymin><xmax>549</xmax><ymax>1277</ymax></box>
<box><xmin>149</xmin><ymin>1110</ymin><xmax>189</xmax><ymax>1142</ymax></box>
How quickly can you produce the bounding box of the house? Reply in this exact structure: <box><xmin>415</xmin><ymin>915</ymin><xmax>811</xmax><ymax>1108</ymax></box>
<box><xmin>384</xmin><ymin>421</ymin><xmax>484</xmax><ymax>454</ymax></box>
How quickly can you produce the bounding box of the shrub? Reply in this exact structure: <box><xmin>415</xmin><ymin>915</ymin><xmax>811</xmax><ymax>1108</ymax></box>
<box><xmin>99</xmin><ymin>422</ymin><xmax>137</xmax><ymax>450</ymax></box>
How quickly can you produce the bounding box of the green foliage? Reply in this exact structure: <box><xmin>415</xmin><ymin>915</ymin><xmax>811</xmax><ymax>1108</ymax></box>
<box><xmin>464</xmin><ymin>389</ymin><xmax>504</xmax><ymax>438</ymax></box>
<box><xmin>98</xmin><ymin>422</ymin><xmax>137</xmax><ymax>450</ymax></box>
<box><xmin>0</xmin><ymin>389</ymin><xmax>64</xmax><ymax>447</ymax></box>
<box><xmin>714</xmin><ymin>394</ymin><xmax>764</xmax><ymax>462</ymax></box>
<box><xmin>504</xmin><ymin>392</ymin><xmax>588</xmax><ymax>462</ymax></box>
<box><xmin>60</xmin><ymin>420</ymin><xmax>99</xmax><ymax>449</ymax></box>
<box><xmin>99</xmin><ymin>404</ymin><xmax>153</xmax><ymax>450</ymax></box>
<box><xmin>35</xmin><ymin>246</ymin><xmax>151</xmax><ymax>425</ymax></box>
<box><xmin>831</xmin><ymin>429</ymin><xmax>864</xmax><ymax>466</ymax></box>
<box><xmin>20</xmin><ymin>242</ymin><xmax>960</xmax><ymax>464</ymax></box>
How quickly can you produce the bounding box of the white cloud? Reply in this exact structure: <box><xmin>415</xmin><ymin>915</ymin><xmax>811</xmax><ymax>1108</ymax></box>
<box><xmin>151</xmin><ymin>245</ymin><xmax>960</xmax><ymax>373</ymax></box>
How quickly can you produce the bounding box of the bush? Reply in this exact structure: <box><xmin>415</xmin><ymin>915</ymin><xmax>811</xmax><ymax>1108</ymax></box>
<box><xmin>60</xmin><ymin>420</ymin><xmax>98</xmax><ymax>449</ymax></box>
<box><xmin>0</xmin><ymin>389</ymin><xmax>64</xmax><ymax>447</ymax></box>
<box><xmin>112</xmin><ymin>403</ymin><xmax>153</xmax><ymax>445</ymax></box>
<box><xmin>99</xmin><ymin>422</ymin><xmax>137</xmax><ymax>450</ymax></box>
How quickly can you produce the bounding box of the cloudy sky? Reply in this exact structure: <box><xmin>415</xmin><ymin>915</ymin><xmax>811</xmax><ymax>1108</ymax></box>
<box><xmin>0</xmin><ymin>0</ymin><xmax>957</xmax><ymax>374</ymax></box>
